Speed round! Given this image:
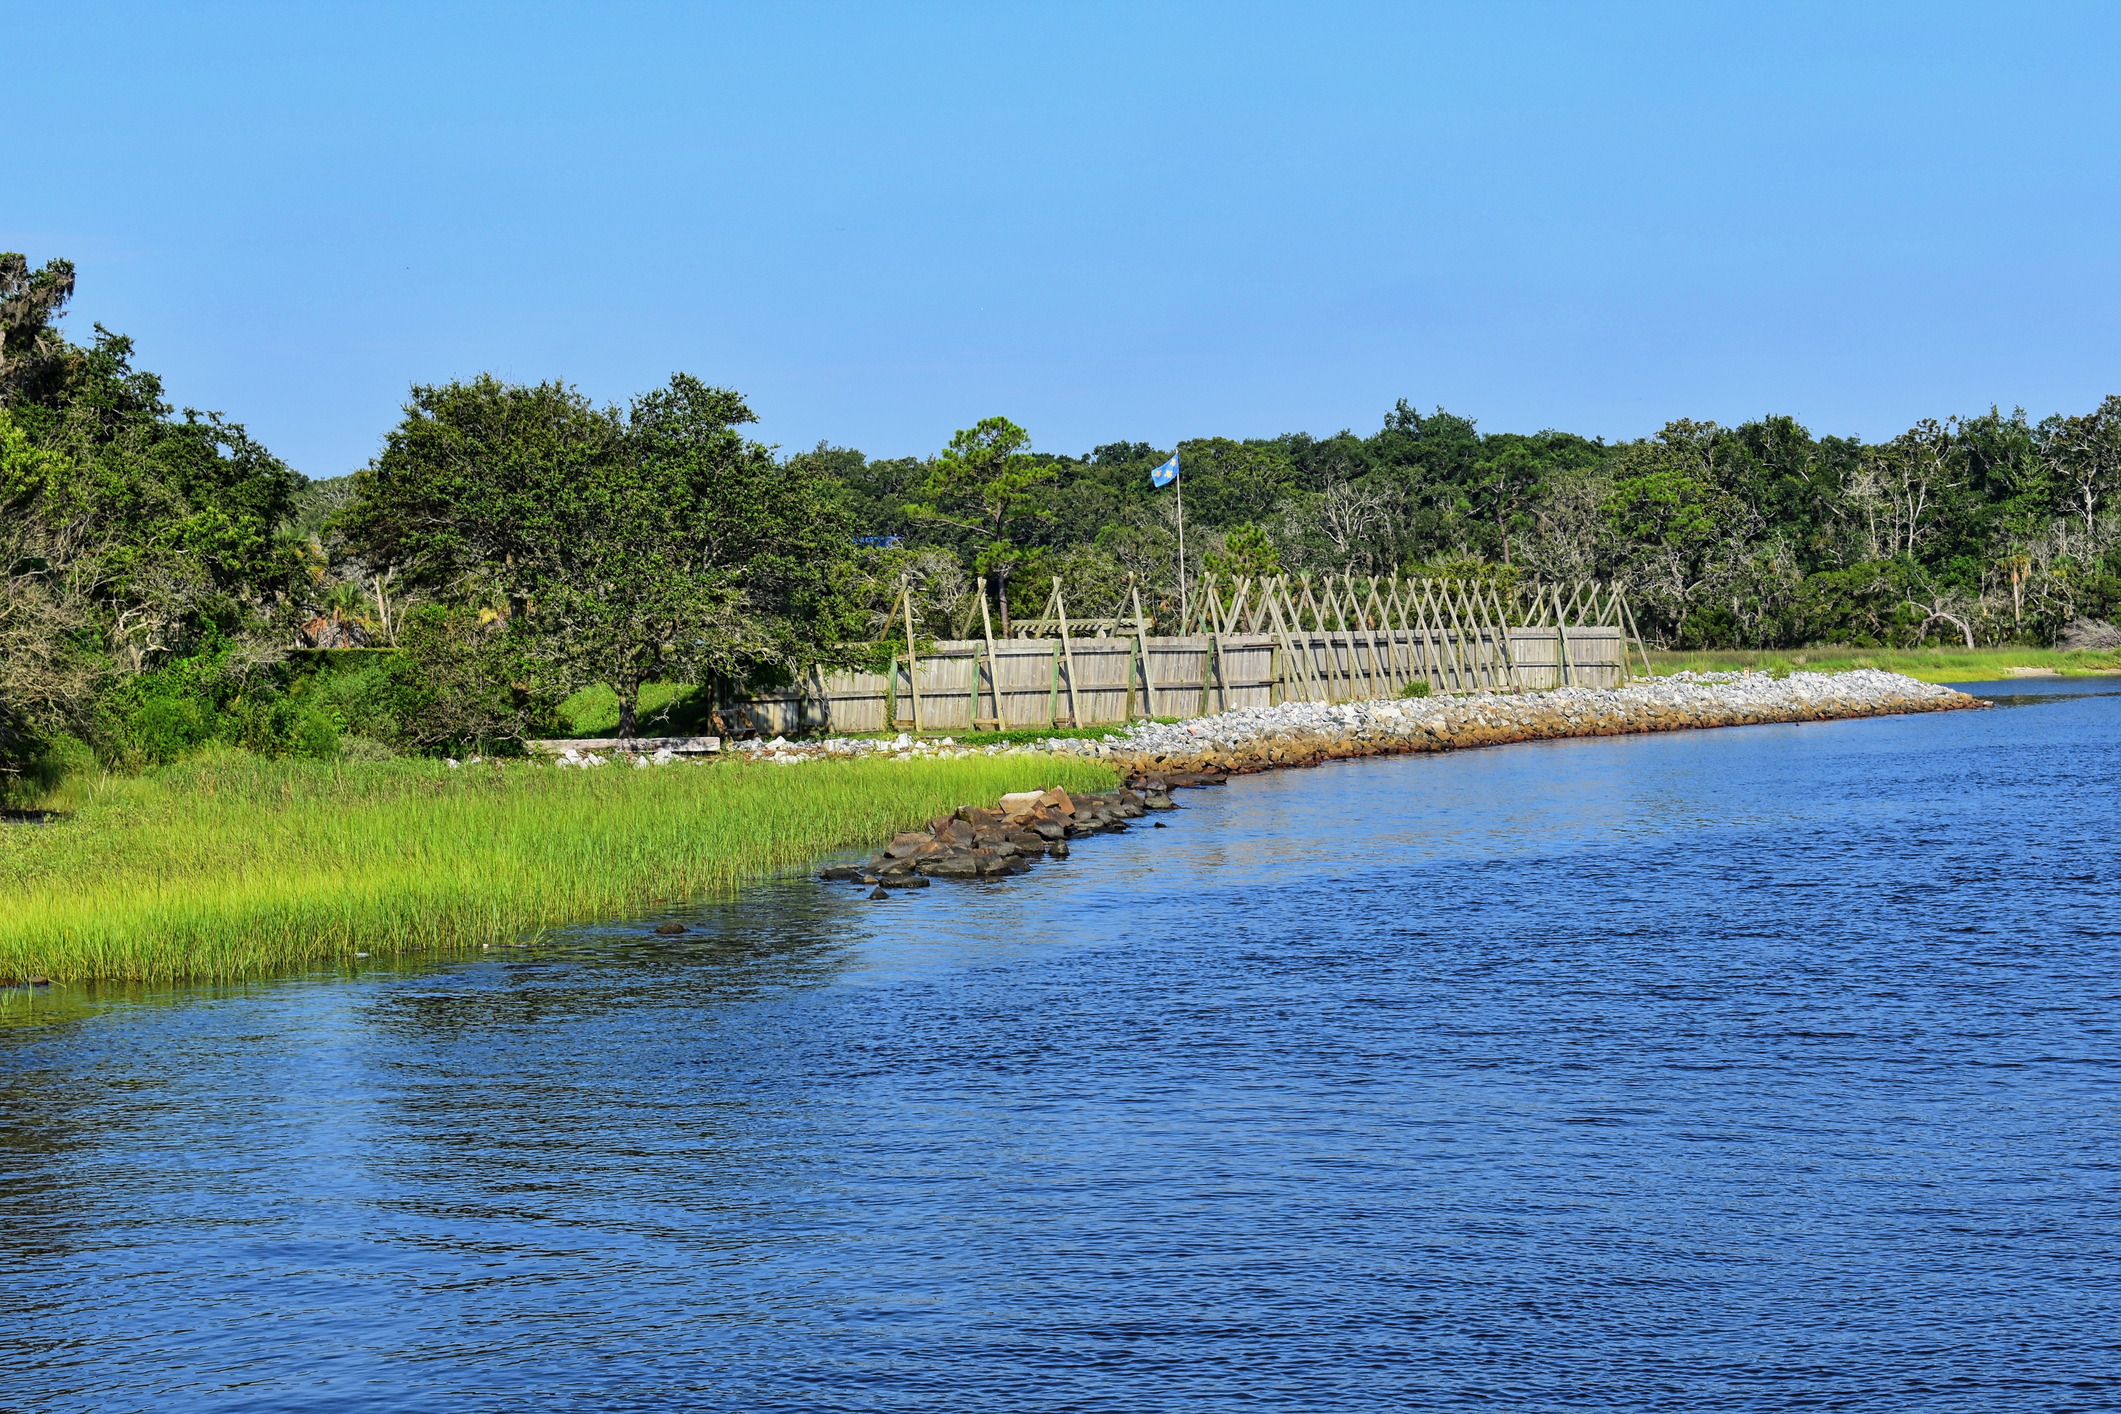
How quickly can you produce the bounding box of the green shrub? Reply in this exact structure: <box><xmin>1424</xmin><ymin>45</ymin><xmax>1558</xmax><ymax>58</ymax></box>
<box><xmin>383</xmin><ymin>607</ymin><xmax>562</xmax><ymax>753</ymax></box>
<box><xmin>126</xmin><ymin>695</ymin><xmax>216</xmax><ymax>766</ymax></box>
<box><xmin>1397</xmin><ymin>679</ymin><xmax>1433</xmax><ymax>698</ymax></box>
<box><xmin>290</xmin><ymin>708</ymin><xmax>342</xmax><ymax>760</ymax></box>
<box><xmin>309</xmin><ymin>663</ymin><xmax>402</xmax><ymax>744</ymax></box>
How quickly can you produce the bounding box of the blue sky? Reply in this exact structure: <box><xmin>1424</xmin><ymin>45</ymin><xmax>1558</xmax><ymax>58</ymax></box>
<box><xmin>14</xmin><ymin>2</ymin><xmax>2119</xmax><ymax>477</ymax></box>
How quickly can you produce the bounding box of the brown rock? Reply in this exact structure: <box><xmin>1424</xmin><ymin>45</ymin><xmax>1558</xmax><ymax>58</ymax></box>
<box><xmin>655</xmin><ymin>922</ymin><xmax>688</xmax><ymax>935</ymax></box>
<box><xmin>1036</xmin><ymin>786</ymin><xmax>1075</xmax><ymax>815</ymax></box>
<box><xmin>885</xmin><ymin>831</ymin><xmax>938</xmax><ymax>858</ymax></box>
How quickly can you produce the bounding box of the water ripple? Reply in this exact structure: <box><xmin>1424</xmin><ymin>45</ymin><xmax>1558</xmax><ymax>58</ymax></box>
<box><xmin>3</xmin><ymin>680</ymin><xmax>2118</xmax><ymax>1411</ymax></box>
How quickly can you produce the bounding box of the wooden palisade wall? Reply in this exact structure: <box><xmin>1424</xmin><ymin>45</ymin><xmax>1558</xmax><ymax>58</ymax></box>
<box><xmin>725</xmin><ymin>575</ymin><xmax>1649</xmax><ymax>736</ymax></box>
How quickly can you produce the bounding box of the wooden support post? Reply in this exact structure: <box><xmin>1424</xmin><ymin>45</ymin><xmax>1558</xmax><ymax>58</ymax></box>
<box><xmin>1358</xmin><ymin>578</ymin><xmax>1392</xmax><ymax>697</ymax></box>
<box><xmin>1297</xmin><ymin>576</ymin><xmax>1345</xmax><ymax>701</ymax></box>
<box><xmin>1199</xmin><ymin>634</ymin><xmax>1221</xmax><ymax>717</ymax></box>
<box><xmin>977</xmin><ymin>579</ymin><xmax>1003</xmax><ymax>729</ymax></box>
<box><xmin>1553</xmin><ymin>584</ymin><xmax>1574</xmax><ymax>688</ymax></box>
<box><xmin>1046</xmin><ymin>638</ymin><xmax>1062</xmax><ymax>728</ymax></box>
<box><xmin>1423</xmin><ymin>581</ymin><xmax>1461</xmax><ymax>693</ymax></box>
<box><xmin>1485</xmin><ymin>584</ymin><xmax>1520</xmax><ymax>691</ymax></box>
<box><xmin>1054</xmin><ymin>576</ymin><xmax>1083</xmax><ymax>727</ymax></box>
<box><xmin>1131</xmin><ymin>580</ymin><xmax>1159</xmax><ymax>719</ymax></box>
<box><xmin>1620</xmin><ymin>588</ymin><xmax>1655</xmax><ymax>681</ymax></box>
<box><xmin>901</xmin><ymin>579</ymin><xmax>922</xmax><ymax>734</ymax></box>
<box><xmin>1352</xmin><ymin>574</ymin><xmax>1385</xmax><ymax>699</ymax></box>
<box><xmin>1264</xmin><ymin>580</ymin><xmax>1312</xmax><ymax>703</ymax></box>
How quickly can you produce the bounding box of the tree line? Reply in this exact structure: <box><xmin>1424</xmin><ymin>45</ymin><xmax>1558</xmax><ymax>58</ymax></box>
<box><xmin>4</xmin><ymin>252</ymin><xmax>2117</xmax><ymax>782</ymax></box>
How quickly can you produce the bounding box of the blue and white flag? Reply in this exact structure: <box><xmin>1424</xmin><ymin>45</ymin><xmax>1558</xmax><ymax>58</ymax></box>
<box><xmin>1150</xmin><ymin>453</ymin><xmax>1180</xmax><ymax>488</ymax></box>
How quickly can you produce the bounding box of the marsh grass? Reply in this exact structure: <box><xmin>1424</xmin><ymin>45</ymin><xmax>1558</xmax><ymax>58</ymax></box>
<box><xmin>0</xmin><ymin>748</ymin><xmax>1116</xmax><ymax>984</ymax></box>
<box><xmin>1646</xmin><ymin>645</ymin><xmax>2121</xmax><ymax>683</ymax></box>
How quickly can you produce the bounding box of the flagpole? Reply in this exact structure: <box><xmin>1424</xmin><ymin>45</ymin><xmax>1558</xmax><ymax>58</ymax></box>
<box><xmin>1176</xmin><ymin>457</ymin><xmax>1188</xmax><ymax>630</ymax></box>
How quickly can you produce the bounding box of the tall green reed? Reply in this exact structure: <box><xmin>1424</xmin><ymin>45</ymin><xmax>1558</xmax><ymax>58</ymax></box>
<box><xmin>0</xmin><ymin>748</ymin><xmax>1117</xmax><ymax>983</ymax></box>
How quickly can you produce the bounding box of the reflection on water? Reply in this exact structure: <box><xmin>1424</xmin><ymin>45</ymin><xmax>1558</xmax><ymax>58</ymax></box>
<box><xmin>4</xmin><ymin>679</ymin><xmax>2118</xmax><ymax>1411</ymax></box>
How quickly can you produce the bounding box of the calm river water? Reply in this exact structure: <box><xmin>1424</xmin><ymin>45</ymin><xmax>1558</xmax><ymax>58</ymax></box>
<box><xmin>4</xmin><ymin>680</ymin><xmax>2118</xmax><ymax>1412</ymax></box>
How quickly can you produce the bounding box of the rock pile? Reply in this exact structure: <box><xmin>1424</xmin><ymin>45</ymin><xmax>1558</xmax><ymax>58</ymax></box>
<box><xmin>819</xmin><ymin>783</ymin><xmax>1178</xmax><ymax>890</ymax></box>
<box><xmin>545</xmin><ymin>745</ymin><xmax>685</xmax><ymax>769</ymax></box>
<box><xmin>744</xmin><ymin>731</ymin><xmax>985</xmax><ymax>765</ymax></box>
<box><xmin>1098</xmin><ymin>669</ymin><xmax>1981</xmax><ymax>777</ymax></box>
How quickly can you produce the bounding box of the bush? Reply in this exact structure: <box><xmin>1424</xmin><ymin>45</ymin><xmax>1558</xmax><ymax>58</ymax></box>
<box><xmin>1397</xmin><ymin>679</ymin><xmax>1432</xmax><ymax>698</ymax></box>
<box><xmin>383</xmin><ymin>607</ymin><xmax>562</xmax><ymax>753</ymax></box>
<box><xmin>126</xmin><ymin>695</ymin><xmax>216</xmax><ymax>766</ymax></box>
<box><xmin>290</xmin><ymin>708</ymin><xmax>342</xmax><ymax>760</ymax></box>
<box><xmin>219</xmin><ymin>695</ymin><xmax>343</xmax><ymax>761</ymax></box>
<box><xmin>308</xmin><ymin>663</ymin><xmax>401</xmax><ymax>744</ymax></box>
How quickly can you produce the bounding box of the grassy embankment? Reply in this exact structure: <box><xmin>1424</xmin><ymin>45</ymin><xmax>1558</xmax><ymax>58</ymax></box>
<box><xmin>1646</xmin><ymin>645</ymin><xmax>2121</xmax><ymax>683</ymax></box>
<box><xmin>0</xmin><ymin>749</ymin><xmax>1117</xmax><ymax>985</ymax></box>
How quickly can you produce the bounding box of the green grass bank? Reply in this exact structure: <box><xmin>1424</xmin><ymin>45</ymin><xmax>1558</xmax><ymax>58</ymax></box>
<box><xmin>0</xmin><ymin>750</ymin><xmax>1117</xmax><ymax>985</ymax></box>
<box><xmin>1647</xmin><ymin>644</ymin><xmax>2121</xmax><ymax>683</ymax></box>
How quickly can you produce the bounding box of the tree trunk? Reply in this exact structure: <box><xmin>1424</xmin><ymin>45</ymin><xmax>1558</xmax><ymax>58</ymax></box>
<box><xmin>617</xmin><ymin>672</ymin><xmax>640</xmax><ymax>740</ymax></box>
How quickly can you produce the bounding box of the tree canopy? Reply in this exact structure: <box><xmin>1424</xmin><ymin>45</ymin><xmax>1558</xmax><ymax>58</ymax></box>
<box><xmin>344</xmin><ymin>372</ymin><xmax>859</xmax><ymax>736</ymax></box>
<box><xmin>7</xmin><ymin>248</ymin><xmax>2121</xmax><ymax>784</ymax></box>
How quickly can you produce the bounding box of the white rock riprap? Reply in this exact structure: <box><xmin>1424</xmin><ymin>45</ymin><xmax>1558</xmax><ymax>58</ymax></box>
<box><xmin>584</xmin><ymin>670</ymin><xmax>1977</xmax><ymax>775</ymax></box>
<box><xmin>1080</xmin><ymin>669</ymin><xmax>1982</xmax><ymax>778</ymax></box>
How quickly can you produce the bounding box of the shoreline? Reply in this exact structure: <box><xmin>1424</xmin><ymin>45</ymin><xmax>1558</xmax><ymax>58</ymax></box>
<box><xmin>809</xmin><ymin>669</ymin><xmax>1986</xmax><ymax>901</ymax></box>
<box><xmin>741</xmin><ymin>669</ymin><xmax>1985</xmax><ymax>779</ymax></box>
<box><xmin>6</xmin><ymin>672</ymin><xmax>1983</xmax><ymax>986</ymax></box>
